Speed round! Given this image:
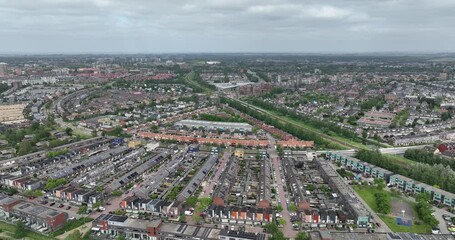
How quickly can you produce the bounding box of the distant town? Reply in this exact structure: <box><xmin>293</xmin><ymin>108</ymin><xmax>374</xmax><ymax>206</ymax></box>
<box><xmin>1</xmin><ymin>53</ymin><xmax>455</xmax><ymax>240</ymax></box>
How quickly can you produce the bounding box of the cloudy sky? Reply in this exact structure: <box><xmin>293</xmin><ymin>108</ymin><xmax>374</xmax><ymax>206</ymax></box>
<box><xmin>0</xmin><ymin>0</ymin><xmax>454</xmax><ymax>53</ymax></box>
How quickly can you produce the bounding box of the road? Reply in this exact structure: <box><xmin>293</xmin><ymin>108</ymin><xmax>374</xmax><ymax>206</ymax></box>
<box><xmin>321</xmin><ymin>145</ymin><xmax>429</xmax><ymax>156</ymax></box>
<box><xmin>399</xmin><ymin>193</ymin><xmax>454</xmax><ymax>234</ymax></box>
<box><xmin>226</xmin><ymin>95</ymin><xmax>362</xmax><ymax>150</ymax></box>
<box><xmin>325</xmin><ymin>161</ymin><xmax>392</xmax><ymax>232</ymax></box>
<box><xmin>266</xmin><ymin>134</ymin><xmax>295</xmax><ymax>238</ymax></box>
<box><xmin>201</xmin><ymin>149</ymin><xmax>232</xmax><ymax>198</ymax></box>
<box><xmin>433</xmin><ymin>207</ymin><xmax>454</xmax><ymax>234</ymax></box>
<box><xmin>55</xmin><ymin>117</ymin><xmax>93</xmax><ymax>136</ymax></box>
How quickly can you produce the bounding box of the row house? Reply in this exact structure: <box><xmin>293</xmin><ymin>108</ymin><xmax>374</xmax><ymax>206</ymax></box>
<box><xmin>389</xmin><ymin>174</ymin><xmax>455</xmax><ymax>208</ymax></box>
<box><xmin>0</xmin><ymin>194</ymin><xmax>68</xmax><ymax>230</ymax></box>
<box><xmin>326</xmin><ymin>152</ymin><xmax>393</xmax><ymax>181</ymax></box>
<box><xmin>300</xmin><ymin>209</ymin><xmax>347</xmax><ymax>227</ymax></box>
<box><xmin>0</xmin><ymin>175</ymin><xmax>42</xmax><ymax>191</ymax></box>
<box><xmin>119</xmin><ymin>196</ymin><xmax>181</xmax><ymax>220</ymax></box>
<box><xmin>328</xmin><ymin>152</ymin><xmax>455</xmax><ymax>210</ymax></box>
<box><xmin>92</xmin><ymin>214</ymin><xmax>161</xmax><ymax>240</ymax></box>
<box><xmin>49</xmin><ymin>186</ymin><xmax>103</xmax><ymax>207</ymax></box>
<box><xmin>206</xmin><ymin>205</ymin><xmax>274</xmax><ymax>226</ymax></box>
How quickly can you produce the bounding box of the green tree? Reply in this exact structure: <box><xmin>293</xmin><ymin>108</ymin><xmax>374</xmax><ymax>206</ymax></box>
<box><xmin>14</xmin><ymin>221</ymin><xmax>26</xmax><ymax>239</ymax></box>
<box><xmin>150</xmin><ymin>124</ymin><xmax>159</xmax><ymax>133</ymax></box>
<box><xmin>65</xmin><ymin>230</ymin><xmax>82</xmax><ymax>240</ymax></box>
<box><xmin>185</xmin><ymin>196</ymin><xmax>198</xmax><ymax>207</ymax></box>
<box><xmin>44</xmin><ymin>178</ymin><xmax>67</xmax><ymax>190</ymax></box>
<box><xmin>275</xmin><ymin>204</ymin><xmax>283</xmax><ymax>212</ymax></box>
<box><xmin>374</xmin><ymin>178</ymin><xmax>386</xmax><ymax>190</ymax></box>
<box><xmin>264</xmin><ymin>223</ymin><xmax>286</xmax><ymax>240</ymax></box>
<box><xmin>65</xmin><ymin>127</ymin><xmax>73</xmax><ymax>136</ymax></box>
<box><xmin>116</xmin><ymin>233</ymin><xmax>126</xmax><ymax>240</ymax></box>
<box><xmin>296</xmin><ymin>231</ymin><xmax>309</xmax><ymax>240</ymax></box>
<box><xmin>17</xmin><ymin>140</ymin><xmax>33</xmax><ymax>156</ymax></box>
<box><xmin>289</xmin><ymin>203</ymin><xmax>298</xmax><ymax>212</ymax></box>
<box><xmin>77</xmin><ymin>206</ymin><xmax>88</xmax><ymax>214</ymax></box>
<box><xmin>374</xmin><ymin>192</ymin><xmax>391</xmax><ymax>214</ymax></box>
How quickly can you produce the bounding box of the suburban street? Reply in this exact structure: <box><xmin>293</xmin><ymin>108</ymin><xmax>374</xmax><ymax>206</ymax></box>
<box><xmin>201</xmin><ymin>149</ymin><xmax>232</xmax><ymax>198</ymax></box>
<box><xmin>325</xmin><ymin>161</ymin><xmax>392</xmax><ymax>232</ymax></box>
<box><xmin>267</xmin><ymin>134</ymin><xmax>295</xmax><ymax>238</ymax></box>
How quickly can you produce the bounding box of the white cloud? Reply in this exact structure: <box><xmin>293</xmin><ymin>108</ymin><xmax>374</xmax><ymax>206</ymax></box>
<box><xmin>0</xmin><ymin>0</ymin><xmax>453</xmax><ymax>53</ymax></box>
<box><xmin>304</xmin><ymin>5</ymin><xmax>352</xmax><ymax>19</ymax></box>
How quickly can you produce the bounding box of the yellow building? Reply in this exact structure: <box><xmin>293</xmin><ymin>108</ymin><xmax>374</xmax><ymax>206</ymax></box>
<box><xmin>0</xmin><ymin>104</ymin><xmax>26</xmax><ymax>123</ymax></box>
<box><xmin>234</xmin><ymin>149</ymin><xmax>244</xmax><ymax>159</ymax></box>
<box><xmin>128</xmin><ymin>140</ymin><xmax>142</xmax><ymax>149</ymax></box>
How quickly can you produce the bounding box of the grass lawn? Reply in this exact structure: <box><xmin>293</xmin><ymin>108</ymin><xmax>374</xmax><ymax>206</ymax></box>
<box><xmin>353</xmin><ymin>185</ymin><xmax>388</xmax><ymax>212</ymax></box>
<box><xmin>383</xmin><ymin>154</ymin><xmax>415</xmax><ymax>167</ymax></box>
<box><xmin>254</xmin><ymin>107</ymin><xmax>352</xmax><ymax>150</ymax></box>
<box><xmin>353</xmin><ymin>185</ymin><xmax>432</xmax><ymax>234</ymax></box>
<box><xmin>0</xmin><ymin>221</ymin><xmax>53</xmax><ymax>240</ymax></box>
<box><xmin>380</xmin><ymin>215</ymin><xmax>431</xmax><ymax>234</ymax></box>
<box><xmin>50</xmin><ymin>217</ymin><xmax>93</xmax><ymax>237</ymax></box>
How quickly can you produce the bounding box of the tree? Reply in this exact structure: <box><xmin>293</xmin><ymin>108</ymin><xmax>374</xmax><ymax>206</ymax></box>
<box><xmin>17</xmin><ymin>140</ymin><xmax>33</xmax><ymax>156</ymax></box>
<box><xmin>374</xmin><ymin>178</ymin><xmax>386</xmax><ymax>190</ymax></box>
<box><xmin>264</xmin><ymin>223</ymin><xmax>286</xmax><ymax>240</ymax></box>
<box><xmin>65</xmin><ymin>230</ymin><xmax>82</xmax><ymax>240</ymax></box>
<box><xmin>116</xmin><ymin>233</ymin><xmax>126</xmax><ymax>240</ymax></box>
<box><xmin>275</xmin><ymin>205</ymin><xmax>283</xmax><ymax>212</ymax></box>
<box><xmin>192</xmin><ymin>214</ymin><xmax>203</xmax><ymax>223</ymax></box>
<box><xmin>442</xmin><ymin>112</ymin><xmax>452</xmax><ymax>121</ymax></box>
<box><xmin>296</xmin><ymin>232</ymin><xmax>309</xmax><ymax>240</ymax></box>
<box><xmin>14</xmin><ymin>221</ymin><xmax>26</xmax><ymax>239</ymax></box>
<box><xmin>44</xmin><ymin>178</ymin><xmax>67</xmax><ymax>190</ymax></box>
<box><xmin>77</xmin><ymin>206</ymin><xmax>88</xmax><ymax>214</ymax></box>
<box><xmin>65</xmin><ymin>127</ymin><xmax>73</xmax><ymax>136</ymax></box>
<box><xmin>374</xmin><ymin>192</ymin><xmax>391</xmax><ymax>214</ymax></box>
<box><xmin>150</xmin><ymin>124</ymin><xmax>159</xmax><ymax>133</ymax></box>
<box><xmin>185</xmin><ymin>196</ymin><xmax>198</xmax><ymax>208</ymax></box>
<box><xmin>289</xmin><ymin>203</ymin><xmax>298</xmax><ymax>212</ymax></box>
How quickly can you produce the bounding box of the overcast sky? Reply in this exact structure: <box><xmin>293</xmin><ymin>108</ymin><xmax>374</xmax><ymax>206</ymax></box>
<box><xmin>0</xmin><ymin>0</ymin><xmax>454</xmax><ymax>53</ymax></box>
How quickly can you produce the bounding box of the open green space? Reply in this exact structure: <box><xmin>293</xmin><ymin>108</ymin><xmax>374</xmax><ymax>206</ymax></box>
<box><xmin>381</xmin><ymin>215</ymin><xmax>432</xmax><ymax>234</ymax></box>
<box><xmin>0</xmin><ymin>221</ymin><xmax>53</xmax><ymax>240</ymax></box>
<box><xmin>353</xmin><ymin>185</ymin><xmax>432</xmax><ymax>234</ymax></box>
<box><xmin>353</xmin><ymin>185</ymin><xmax>386</xmax><ymax>212</ymax></box>
<box><xmin>50</xmin><ymin>217</ymin><xmax>93</xmax><ymax>237</ymax></box>
<box><xmin>383</xmin><ymin>154</ymin><xmax>415</xmax><ymax>166</ymax></box>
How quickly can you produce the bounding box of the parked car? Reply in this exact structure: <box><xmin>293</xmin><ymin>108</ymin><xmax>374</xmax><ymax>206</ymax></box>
<box><xmin>49</xmin><ymin>202</ymin><xmax>56</xmax><ymax>206</ymax></box>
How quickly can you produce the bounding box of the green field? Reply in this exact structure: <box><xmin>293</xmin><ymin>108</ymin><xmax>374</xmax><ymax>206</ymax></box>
<box><xmin>353</xmin><ymin>185</ymin><xmax>432</xmax><ymax>234</ymax></box>
<box><xmin>0</xmin><ymin>221</ymin><xmax>53</xmax><ymax>240</ymax></box>
<box><xmin>383</xmin><ymin>154</ymin><xmax>416</xmax><ymax>167</ymax></box>
<box><xmin>246</xmin><ymin>104</ymin><xmax>353</xmax><ymax>150</ymax></box>
<box><xmin>381</xmin><ymin>215</ymin><xmax>432</xmax><ymax>234</ymax></box>
<box><xmin>353</xmin><ymin>185</ymin><xmax>386</xmax><ymax>212</ymax></box>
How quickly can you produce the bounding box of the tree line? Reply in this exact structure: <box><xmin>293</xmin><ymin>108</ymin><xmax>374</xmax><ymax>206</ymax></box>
<box><xmin>221</xmin><ymin>97</ymin><xmax>345</xmax><ymax>149</ymax></box>
<box><xmin>415</xmin><ymin>193</ymin><xmax>439</xmax><ymax>227</ymax></box>
<box><xmin>355</xmin><ymin>149</ymin><xmax>455</xmax><ymax>194</ymax></box>
<box><xmin>404</xmin><ymin>149</ymin><xmax>455</xmax><ymax>170</ymax></box>
<box><xmin>249</xmin><ymin>98</ymin><xmax>362</xmax><ymax>143</ymax></box>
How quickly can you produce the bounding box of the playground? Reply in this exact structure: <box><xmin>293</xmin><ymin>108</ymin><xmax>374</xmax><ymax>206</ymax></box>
<box><xmin>391</xmin><ymin>197</ymin><xmax>414</xmax><ymax>226</ymax></box>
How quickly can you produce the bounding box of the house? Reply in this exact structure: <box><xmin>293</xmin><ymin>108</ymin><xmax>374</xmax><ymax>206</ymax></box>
<box><xmin>0</xmin><ymin>194</ymin><xmax>67</xmax><ymax>230</ymax></box>
<box><xmin>92</xmin><ymin>214</ymin><xmax>161</xmax><ymax>239</ymax></box>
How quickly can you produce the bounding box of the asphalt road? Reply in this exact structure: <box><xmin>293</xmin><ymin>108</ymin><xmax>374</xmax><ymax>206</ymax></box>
<box><xmin>201</xmin><ymin>149</ymin><xmax>232</xmax><ymax>198</ymax></box>
<box><xmin>267</xmin><ymin>134</ymin><xmax>296</xmax><ymax>238</ymax></box>
<box><xmin>325</xmin><ymin>161</ymin><xmax>392</xmax><ymax>232</ymax></box>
